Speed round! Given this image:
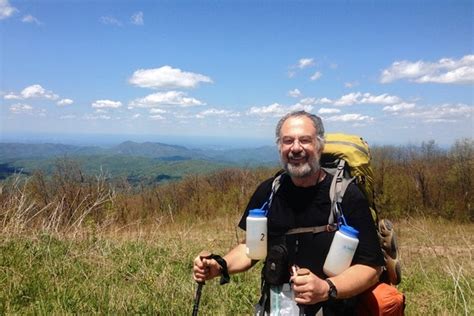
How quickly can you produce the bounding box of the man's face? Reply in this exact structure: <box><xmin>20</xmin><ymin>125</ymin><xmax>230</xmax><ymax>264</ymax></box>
<box><xmin>278</xmin><ymin>116</ymin><xmax>322</xmax><ymax>178</ymax></box>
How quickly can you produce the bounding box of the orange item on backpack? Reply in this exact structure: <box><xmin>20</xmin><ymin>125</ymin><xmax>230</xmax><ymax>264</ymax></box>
<box><xmin>357</xmin><ymin>282</ymin><xmax>405</xmax><ymax>316</ymax></box>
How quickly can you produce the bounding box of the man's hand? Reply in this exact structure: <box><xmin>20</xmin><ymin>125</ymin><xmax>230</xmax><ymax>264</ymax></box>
<box><xmin>193</xmin><ymin>254</ymin><xmax>221</xmax><ymax>283</ymax></box>
<box><xmin>290</xmin><ymin>268</ymin><xmax>330</xmax><ymax>305</ymax></box>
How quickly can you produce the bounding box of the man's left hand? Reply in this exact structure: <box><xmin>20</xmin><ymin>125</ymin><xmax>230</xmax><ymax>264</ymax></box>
<box><xmin>290</xmin><ymin>269</ymin><xmax>330</xmax><ymax>305</ymax></box>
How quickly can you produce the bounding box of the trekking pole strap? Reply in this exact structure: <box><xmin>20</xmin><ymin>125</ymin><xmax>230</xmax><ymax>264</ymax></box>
<box><xmin>209</xmin><ymin>254</ymin><xmax>230</xmax><ymax>285</ymax></box>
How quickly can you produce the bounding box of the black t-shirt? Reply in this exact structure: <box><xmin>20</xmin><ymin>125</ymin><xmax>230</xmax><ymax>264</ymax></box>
<box><xmin>238</xmin><ymin>172</ymin><xmax>384</xmax><ymax>315</ymax></box>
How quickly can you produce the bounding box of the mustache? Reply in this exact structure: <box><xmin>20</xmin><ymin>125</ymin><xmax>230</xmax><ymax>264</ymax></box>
<box><xmin>288</xmin><ymin>152</ymin><xmax>306</xmax><ymax>159</ymax></box>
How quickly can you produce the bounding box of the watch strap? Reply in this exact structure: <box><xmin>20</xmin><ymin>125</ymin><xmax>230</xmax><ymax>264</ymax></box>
<box><xmin>325</xmin><ymin>278</ymin><xmax>338</xmax><ymax>301</ymax></box>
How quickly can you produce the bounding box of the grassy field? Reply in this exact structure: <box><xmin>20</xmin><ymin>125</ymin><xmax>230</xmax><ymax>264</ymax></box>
<box><xmin>1</xmin><ymin>215</ymin><xmax>472</xmax><ymax>315</ymax></box>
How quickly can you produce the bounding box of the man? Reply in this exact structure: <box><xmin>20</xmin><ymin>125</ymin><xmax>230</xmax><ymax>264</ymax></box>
<box><xmin>193</xmin><ymin>111</ymin><xmax>384</xmax><ymax>315</ymax></box>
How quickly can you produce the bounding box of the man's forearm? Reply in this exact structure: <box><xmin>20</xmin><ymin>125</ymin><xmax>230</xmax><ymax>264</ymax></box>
<box><xmin>328</xmin><ymin>264</ymin><xmax>382</xmax><ymax>299</ymax></box>
<box><xmin>223</xmin><ymin>243</ymin><xmax>254</xmax><ymax>274</ymax></box>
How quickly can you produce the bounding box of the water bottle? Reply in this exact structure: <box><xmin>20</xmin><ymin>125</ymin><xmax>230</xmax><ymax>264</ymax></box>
<box><xmin>246</xmin><ymin>209</ymin><xmax>267</xmax><ymax>259</ymax></box>
<box><xmin>323</xmin><ymin>224</ymin><xmax>359</xmax><ymax>277</ymax></box>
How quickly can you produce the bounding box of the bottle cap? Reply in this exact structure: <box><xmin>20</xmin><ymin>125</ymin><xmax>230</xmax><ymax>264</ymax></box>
<box><xmin>248</xmin><ymin>209</ymin><xmax>266</xmax><ymax>217</ymax></box>
<box><xmin>339</xmin><ymin>224</ymin><xmax>359</xmax><ymax>238</ymax></box>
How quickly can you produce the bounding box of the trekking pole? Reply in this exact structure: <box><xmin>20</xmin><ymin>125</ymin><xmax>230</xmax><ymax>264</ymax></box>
<box><xmin>192</xmin><ymin>251</ymin><xmax>212</xmax><ymax>316</ymax></box>
<box><xmin>296</xmin><ymin>268</ymin><xmax>311</xmax><ymax>316</ymax></box>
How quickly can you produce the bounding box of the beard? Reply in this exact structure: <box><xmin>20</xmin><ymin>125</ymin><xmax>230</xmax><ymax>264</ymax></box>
<box><xmin>281</xmin><ymin>151</ymin><xmax>321</xmax><ymax>178</ymax></box>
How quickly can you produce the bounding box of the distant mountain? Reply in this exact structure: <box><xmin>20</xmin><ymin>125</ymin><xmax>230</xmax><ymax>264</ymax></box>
<box><xmin>0</xmin><ymin>143</ymin><xmax>104</xmax><ymax>160</ymax></box>
<box><xmin>109</xmin><ymin>141</ymin><xmax>205</xmax><ymax>159</ymax></box>
<box><xmin>0</xmin><ymin>141</ymin><xmax>279</xmax><ymax>165</ymax></box>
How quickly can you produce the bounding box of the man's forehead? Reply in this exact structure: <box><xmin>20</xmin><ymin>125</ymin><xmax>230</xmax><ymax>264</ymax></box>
<box><xmin>281</xmin><ymin>116</ymin><xmax>317</xmax><ymax>134</ymax></box>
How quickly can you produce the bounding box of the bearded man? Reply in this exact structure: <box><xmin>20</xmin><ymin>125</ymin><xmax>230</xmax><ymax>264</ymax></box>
<box><xmin>193</xmin><ymin>111</ymin><xmax>384</xmax><ymax>315</ymax></box>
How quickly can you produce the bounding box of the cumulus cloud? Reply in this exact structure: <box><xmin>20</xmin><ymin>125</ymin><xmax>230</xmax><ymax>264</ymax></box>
<box><xmin>149</xmin><ymin>108</ymin><xmax>167</xmax><ymax>114</ymax></box>
<box><xmin>298</xmin><ymin>58</ymin><xmax>315</xmax><ymax>69</ymax></box>
<box><xmin>248</xmin><ymin>102</ymin><xmax>313</xmax><ymax>117</ymax></box>
<box><xmin>0</xmin><ymin>0</ymin><xmax>17</xmax><ymax>20</ymax></box>
<box><xmin>84</xmin><ymin>114</ymin><xmax>112</xmax><ymax>120</ymax></box>
<box><xmin>129</xmin><ymin>91</ymin><xmax>205</xmax><ymax>108</ymax></box>
<box><xmin>57</xmin><ymin>98</ymin><xmax>74</xmax><ymax>106</ymax></box>
<box><xmin>10</xmin><ymin>103</ymin><xmax>33</xmax><ymax>114</ymax></box>
<box><xmin>325</xmin><ymin>113</ymin><xmax>374</xmax><ymax>123</ymax></box>
<box><xmin>310</xmin><ymin>71</ymin><xmax>322</xmax><ymax>81</ymax></box>
<box><xmin>288</xmin><ymin>88</ymin><xmax>302</xmax><ymax>98</ymax></box>
<box><xmin>381</xmin><ymin>55</ymin><xmax>474</xmax><ymax>84</ymax></box>
<box><xmin>22</xmin><ymin>14</ymin><xmax>41</xmax><ymax>25</ymax></box>
<box><xmin>317</xmin><ymin>108</ymin><xmax>341</xmax><ymax>114</ymax></box>
<box><xmin>5</xmin><ymin>84</ymin><xmax>59</xmax><ymax>100</ymax></box>
<box><xmin>196</xmin><ymin>108</ymin><xmax>240</xmax><ymax>119</ymax></box>
<box><xmin>91</xmin><ymin>99</ymin><xmax>122</xmax><ymax>108</ymax></box>
<box><xmin>129</xmin><ymin>66</ymin><xmax>213</xmax><ymax>89</ymax></box>
<box><xmin>100</xmin><ymin>16</ymin><xmax>122</xmax><ymax>26</ymax></box>
<box><xmin>403</xmin><ymin>103</ymin><xmax>473</xmax><ymax>123</ymax></box>
<box><xmin>383</xmin><ymin>102</ymin><xmax>416</xmax><ymax>113</ymax></box>
<box><xmin>150</xmin><ymin>114</ymin><xmax>165</xmax><ymax>120</ymax></box>
<box><xmin>333</xmin><ymin>92</ymin><xmax>401</xmax><ymax>106</ymax></box>
<box><xmin>59</xmin><ymin>115</ymin><xmax>76</xmax><ymax>120</ymax></box>
<box><xmin>130</xmin><ymin>11</ymin><xmax>143</xmax><ymax>25</ymax></box>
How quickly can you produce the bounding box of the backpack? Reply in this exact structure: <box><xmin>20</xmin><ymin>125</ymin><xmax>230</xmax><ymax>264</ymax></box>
<box><xmin>270</xmin><ymin>133</ymin><xmax>401</xmax><ymax>285</ymax></box>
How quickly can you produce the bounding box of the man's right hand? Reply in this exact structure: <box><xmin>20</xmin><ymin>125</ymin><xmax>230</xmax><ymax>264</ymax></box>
<box><xmin>193</xmin><ymin>254</ymin><xmax>221</xmax><ymax>283</ymax></box>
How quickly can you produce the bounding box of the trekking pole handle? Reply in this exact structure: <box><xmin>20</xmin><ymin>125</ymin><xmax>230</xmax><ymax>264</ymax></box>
<box><xmin>192</xmin><ymin>251</ymin><xmax>213</xmax><ymax>316</ymax></box>
<box><xmin>197</xmin><ymin>250</ymin><xmax>213</xmax><ymax>285</ymax></box>
<box><xmin>295</xmin><ymin>268</ymin><xmax>310</xmax><ymax>316</ymax></box>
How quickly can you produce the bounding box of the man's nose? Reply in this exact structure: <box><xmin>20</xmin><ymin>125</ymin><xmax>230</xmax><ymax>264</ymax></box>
<box><xmin>291</xmin><ymin>140</ymin><xmax>303</xmax><ymax>152</ymax></box>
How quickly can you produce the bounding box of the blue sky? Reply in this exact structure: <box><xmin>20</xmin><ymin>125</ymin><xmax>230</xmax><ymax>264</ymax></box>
<box><xmin>1</xmin><ymin>0</ymin><xmax>473</xmax><ymax>147</ymax></box>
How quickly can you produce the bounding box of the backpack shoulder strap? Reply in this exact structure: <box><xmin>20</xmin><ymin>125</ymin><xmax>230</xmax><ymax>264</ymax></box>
<box><xmin>328</xmin><ymin>159</ymin><xmax>355</xmax><ymax>224</ymax></box>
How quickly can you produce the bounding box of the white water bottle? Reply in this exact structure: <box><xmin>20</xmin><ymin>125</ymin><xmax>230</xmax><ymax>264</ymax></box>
<box><xmin>323</xmin><ymin>224</ymin><xmax>359</xmax><ymax>277</ymax></box>
<box><xmin>246</xmin><ymin>209</ymin><xmax>267</xmax><ymax>260</ymax></box>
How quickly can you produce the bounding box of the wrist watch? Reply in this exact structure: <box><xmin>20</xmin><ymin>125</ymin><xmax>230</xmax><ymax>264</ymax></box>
<box><xmin>325</xmin><ymin>278</ymin><xmax>338</xmax><ymax>301</ymax></box>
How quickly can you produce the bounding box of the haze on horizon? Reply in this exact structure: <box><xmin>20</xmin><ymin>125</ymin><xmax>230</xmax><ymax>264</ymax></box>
<box><xmin>1</xmin><ymin>0</ymin><xmax>473</xmax><ymax>147</ymax></box>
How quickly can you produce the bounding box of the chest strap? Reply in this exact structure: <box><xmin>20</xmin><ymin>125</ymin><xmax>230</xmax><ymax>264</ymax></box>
<box><xmin>285</xmin><ymin>223</ymin><xmax>337</xmax><ymax>235</ymax></box>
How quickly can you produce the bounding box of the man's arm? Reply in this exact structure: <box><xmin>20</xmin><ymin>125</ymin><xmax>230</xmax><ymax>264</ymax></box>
<box><xmin>193</xmin><ymin>242</ymin><xmax>254</xmax><ymax>282</ymax></box>
<box><xmin>291</xmin><ymin>264</ymin><xmax>381</xmax><ymax>304</ymax></box>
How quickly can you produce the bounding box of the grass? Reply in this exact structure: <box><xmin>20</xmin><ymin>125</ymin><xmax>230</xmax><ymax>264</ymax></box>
<box><xmin>1</xmin><ymin>215</ymin><xmax>472</xmax><ymax>315</ymax></box>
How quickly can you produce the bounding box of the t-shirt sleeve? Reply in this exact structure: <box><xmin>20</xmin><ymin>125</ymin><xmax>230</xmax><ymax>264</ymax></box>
<box><xmin>342</xmin><ymin>183</ymin><xmax>385</xmax><ymax>267</ymax></box>
<box><xmin>237</xmin><ymin>178</ymin><xmax>273</xmax><ymax>231</ymax></box>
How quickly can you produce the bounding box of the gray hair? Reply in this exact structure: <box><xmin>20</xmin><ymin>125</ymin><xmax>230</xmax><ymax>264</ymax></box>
<box><xmin>275</xmin><ymin>110</ymin><xmax>325</xmax><ymax>145</ymax></box>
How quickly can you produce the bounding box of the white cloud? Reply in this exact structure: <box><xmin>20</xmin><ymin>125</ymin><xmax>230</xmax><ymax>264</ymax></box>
<box><xmin>6</xmin><ymin>84</ymin><xmax>59</xmax><ymax>100</ymax></box>
<box><xmin>310</xmin><ymin>71</ymin><xmax>322</xmax><ymax>81</ymax></box>
<box><xmin>91</xmin><ymin>99</ymin><xmax>122</xmax><ymax>108</ymax></box>
<box><xmin>0</xmin><ymin>0</ymin><xmax>17</xmax><ymax>20</ymax></box>
<box><xmin>325</xmin><ymin>113</ymin><xmax>374</xmax><ymax>122</ymax></box>
<box><xmin>318</xmin><ymin>108</ymin><xmax>341</xmax><ymax>114</ymax></box>
<box><xmin>10</xmin><ymin>103</ymin><xmax>33</xmax><ymax>114</ymax></box>
<box><xmin>129</xmin><ymin>65</ymin><xmax>213</xmax><ymax>89</ymax></box>
<box><xmin>149</xmin><ymin>108</ymin><xmax>167</xmax><ymax>114</ymax></box>
<box><xmin>381</xmin><ymin>55</ymin><xmax>474</xmax><ymax>84</ymax></box>
<box><xmin>95</xmin><ymin>109</ymin><xmax>108</xmax><ymax>113</ymax></box>
<box><xmin>4</xmin><ymin>92</ymin><xmax>21</xmax><ymax>100</ymax></box>
<box><xmin>57</xmin><ymin>98</ymin><xmax>74</xmax><ymax>106</ymax></box>
<box><xmin>84</xmin><ymin>114</ymin><xmax>112</xmax><ymax>120</ymax></box>
<box><xmin>150</xmin><ymin>114</ymin><xmax>165</xmax><ymax>120</ymax></box>
<box><xmin>100</xmin><ymin>16</ymin><xmax>122</xmax><ymax>26</ymax></box>
<box><xmin>359</xmin><ymin>93</ymin><xmax>401</xmax><ymax>105</ymax></box>
<box><xmin>288</xmin><ymin>88</ymin><xmax>302</xmax><ymax>98</ymax></box>
<box><xmin>333</xmin><ymin>92</ymin><xmax>401</xmax><ymax>106</ymax></box>
<box><xmin>131</xmin><ymin>11</ymin><xmax>143</xmax><ymax>25</ymax></box>
<box><xmin>344</xmin><ymin>81</ymin><xmax>359</xmax><ymax>88</ymax></box>
<box><xmin>383</xmin><ymin>102</ymin><xmax>416</xmax><ymax>113</ymax></box>
<box><xmin>403</xmin><ymin>103</ymin><xmax>473</xmax><ymax>123</ymax></box>
<box><xmin>196</xmin><ymin>108</ymin><xmax>240</xmax><ymax>119</ymax></box>
<box><xmin>248</xmin><ymin>102</ymin><xmax>313</xmax><ymax>117</ymax></box>
<box><xmin>129</xmin><ymin>91</ymin><xmax>205</xmax><ymax>108</ymax></box>
<box><xmin>132</xmin><ymin>113</ymin><xmax>141</xmax><ymax>119</ymax></box>
<box><xmin>334</xmin><ymin>92</ymin><xmax>362</xmax><ymax>106</ymax></box>
<box><xmin>298</xmin><ymin>58</ymin><xmax>315</xmax><ymax>69</ymax></box>
<box><xmin>21</xmin><ymin>14</ymin><xmax>41</xmax><ymax>25</ymax></box>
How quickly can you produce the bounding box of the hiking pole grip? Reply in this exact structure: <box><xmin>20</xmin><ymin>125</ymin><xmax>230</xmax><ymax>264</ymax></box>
<box><xmin>192</xmin><ymin>251</ymin><xmax>212</xmax><ymax>316</ymax></box>
<box><xmin>296</xmin><ymin>268</ymin><xmax>311</xmax><ymax>316</ymax></box>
